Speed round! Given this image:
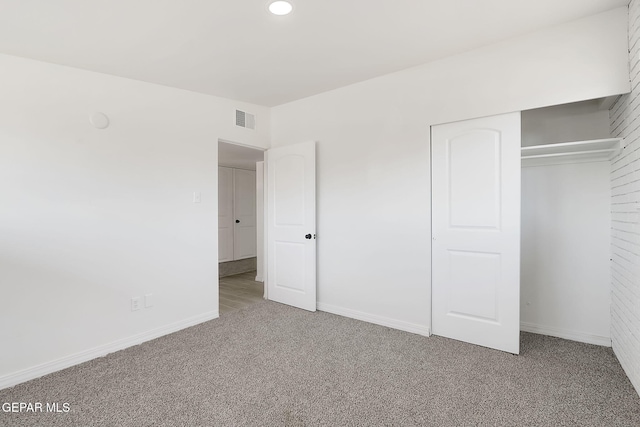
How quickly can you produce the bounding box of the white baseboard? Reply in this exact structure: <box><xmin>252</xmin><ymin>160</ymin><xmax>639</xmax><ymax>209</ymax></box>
<box><xmin>0</xmin><ymin>310</ymin><xmax>219</xmax><ymax>390</ymax></box>
<box><xmin>317</xmin><ymin>302</ymin><xmax>430</xmax><ymax>337</ymax></box>
<box><xmin>255</xmin><ymin>275</ymin><xmax>264</xmax><ymax>282</ymax></box>
<box><xmin>520</xmin><ymin>321</ymin><xmax>611</xmax><ymax>347</ymax></box>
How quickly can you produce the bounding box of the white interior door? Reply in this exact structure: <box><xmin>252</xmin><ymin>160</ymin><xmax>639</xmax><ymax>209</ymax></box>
<box><xmin>233</xmin><ymin>168</ymin><xmax>257</xmax><ymax>260</ymax></box>
<box><xmin>266</xmin><ymin>141</ymin><xmax>316</xmax><ymax>311</ymax></box>
<box><xmin>218</xmin><ymin>166</ymin><xmax>234</xmax><ymax>262</ymax></box>
<box><xmin>431</xmin><ymin>112</ymin><xmax>521</xmax><ymax>354</ymax></box>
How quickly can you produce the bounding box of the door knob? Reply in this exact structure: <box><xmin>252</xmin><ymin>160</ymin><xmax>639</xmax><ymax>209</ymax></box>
<box><xmin>305</xmin><ymin>234</ymin><xmax>312</xmax><ymax>239</ymax></box>
<box><xmin>235</xmin><ymin>220</ymin><xmax>240</xmax><ymax>223</ymax></box>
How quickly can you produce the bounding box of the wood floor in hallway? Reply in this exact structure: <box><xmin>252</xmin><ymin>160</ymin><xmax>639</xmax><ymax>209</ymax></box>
<box><xmin>219</xmin><ymin>270</ymin><xmax>264</xmax><ymax>315</ymax></box>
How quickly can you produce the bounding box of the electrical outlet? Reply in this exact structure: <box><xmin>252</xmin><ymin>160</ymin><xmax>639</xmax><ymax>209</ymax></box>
<box><xmin>131</xmin><ymin>297</ymin><xmax>141</xmax><ymax>311</ymax></box>
<box><xmin>144</xmin><ymin>293</ymin><xmax>154</xmax><ymax>308</ymax></box>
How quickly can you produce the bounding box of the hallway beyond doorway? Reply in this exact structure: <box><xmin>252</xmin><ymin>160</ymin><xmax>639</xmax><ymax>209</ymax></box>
<box><xmin>219</xmin><ymin>271</ymin><xmax>263</xmax><ymax>314</ymax></box>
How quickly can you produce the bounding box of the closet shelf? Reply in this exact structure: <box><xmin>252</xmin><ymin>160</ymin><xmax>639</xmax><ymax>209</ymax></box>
<box><xmin>521</xmin><ymin>138</ymin><xmax>622</xmax><ymax>167</ymax></box>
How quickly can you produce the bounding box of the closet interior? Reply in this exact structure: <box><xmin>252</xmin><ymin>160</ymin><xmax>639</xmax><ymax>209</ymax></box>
<box><xmin>520</xmin><ymin>99</ymin><xmax>618</xmax><ymax>345</ymax></box>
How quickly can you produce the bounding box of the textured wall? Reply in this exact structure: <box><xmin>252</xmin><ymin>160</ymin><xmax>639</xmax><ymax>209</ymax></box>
<box><xmin>609</xmin><ymin>0</ymin><xmax>640</xmax><ymax>397</ymax></box>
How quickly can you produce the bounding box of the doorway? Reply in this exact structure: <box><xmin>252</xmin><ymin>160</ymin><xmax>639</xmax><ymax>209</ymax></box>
<box><xmin>217</xmin><ymin>139</ymin><xmax>318</xmax><ymax>315</ymax></box>
<box><xmin>218</xmin><ymin>139</ymin><xmax>265</xmax><ymax>315</ymax></box>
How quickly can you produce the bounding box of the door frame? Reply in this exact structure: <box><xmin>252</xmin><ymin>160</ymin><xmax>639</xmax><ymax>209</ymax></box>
<box><xmin>216</xmin><ymin>139</ymin><xmax>316</xmax><ymax>310</ymax></box>
<box><xmin>216</xmin><ymin>138</ymin><xmax>268</xmax><ymax>312</ymax></box>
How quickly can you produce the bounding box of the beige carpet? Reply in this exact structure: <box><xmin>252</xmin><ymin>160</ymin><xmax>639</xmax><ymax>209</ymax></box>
<box><xmin>1</xmin><ymin>300</ymin><xmax>639</xmax><ymax>426</ymax></box>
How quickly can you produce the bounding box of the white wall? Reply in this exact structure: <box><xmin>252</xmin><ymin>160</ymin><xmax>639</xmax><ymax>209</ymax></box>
<box><xmin>0</xmin><ymin>54</ymin><xmax>269</xmax><ymax>387</ymax></box>
<box><xmin>521</xmin><ymin>162</ymin><xmax>612</xmax><ymax>345</ymax></box>
<box><xmin>610</xmin><ymin>0</ymin><xmax>640</xmax><ymax>397</ymax></box>
<box><xmin>521</xmin><ymin>100</ymin><xmax>612</xmax><ymax>146</ymax></box>
<box><xmin>271</xmin><ymin>8</ymin><xmax>630</xmax><ymax>334</ymax></box>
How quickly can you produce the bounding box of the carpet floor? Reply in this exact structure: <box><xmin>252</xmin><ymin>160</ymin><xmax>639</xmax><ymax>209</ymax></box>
<box><xmin>1</xmin><ymin>300</ymin><xmax>639</xmax><ymax>426</ymax></box>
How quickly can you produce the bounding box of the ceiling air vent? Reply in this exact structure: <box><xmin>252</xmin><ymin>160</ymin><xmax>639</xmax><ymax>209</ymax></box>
<box><xmin>236</xmin><ymin>110</ymin><xmax>256</xmax><ymax>130</ymax></box>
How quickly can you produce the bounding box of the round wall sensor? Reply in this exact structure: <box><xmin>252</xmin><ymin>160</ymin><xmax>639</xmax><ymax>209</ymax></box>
<box><xmin>90</xmin><ymin>112</ymin><xmax>110</xmax><ymax>129</ymax></box>
<box><xmin>269</xmin><ymin>1</ymin><xmax>293</xmax><ymax>15</ymax></box>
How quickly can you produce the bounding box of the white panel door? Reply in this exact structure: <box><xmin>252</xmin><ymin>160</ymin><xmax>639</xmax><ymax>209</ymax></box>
<box><xmin>431</xmin><ymin>112</ymin><xmax>521</xmax><ymax>354</ymax></box>
<box><xmin>267</xmin><ymin>141</ymin><xmax>316</xmax><ymax>311</ymax></box>
<box><xmin>233</xmin><ymin>169</ymin><xmax>257</xmax><ymax>260</ymax></box>
<box><xmin>218</xmin><ymin>167</ymin><xmax>234</xmax><ymax>262</ymax></box>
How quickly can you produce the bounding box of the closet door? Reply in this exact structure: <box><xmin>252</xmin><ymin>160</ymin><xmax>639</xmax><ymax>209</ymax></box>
<box><xmin>218</xmin><ymin>167</ymin><xmax>234</xmax><ymax>262</ymax></box>
<box><xmin>233</xmin><ymin>169</ymin><xmax>257</xmax><ymax>260</ymax></box>
<box><xmin>431</xmin><ymin>112</ymin><xmax>521</xmax><ymax>354</ymax></box>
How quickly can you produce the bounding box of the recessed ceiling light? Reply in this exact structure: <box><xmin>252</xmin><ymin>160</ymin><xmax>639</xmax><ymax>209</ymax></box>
<box><xmin>268</xmin><ymin>1</ymin><xmax>293</xmax><ymax>16</ymax></box>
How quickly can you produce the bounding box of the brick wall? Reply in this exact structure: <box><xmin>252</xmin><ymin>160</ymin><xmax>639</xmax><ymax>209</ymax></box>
<box><xmin>609</xmin><ymin>0</ymin><xmax>640</xmax><ymax>397</ymax></box>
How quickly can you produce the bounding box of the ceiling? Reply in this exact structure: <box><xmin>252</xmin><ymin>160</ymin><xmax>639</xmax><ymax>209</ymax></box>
<box><xmin>0</xmin><ymin>0</ymin><xmax>628</xmax><ymax>106</ymax></box>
